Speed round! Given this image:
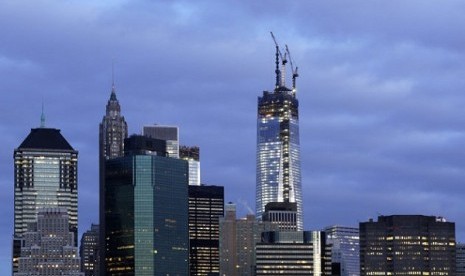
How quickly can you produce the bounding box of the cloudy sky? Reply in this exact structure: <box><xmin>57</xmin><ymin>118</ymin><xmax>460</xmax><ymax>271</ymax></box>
<box><xmin>2</xmin><ymin>0</ymin><xmax>465</xmax><ymax>272</ymax></box>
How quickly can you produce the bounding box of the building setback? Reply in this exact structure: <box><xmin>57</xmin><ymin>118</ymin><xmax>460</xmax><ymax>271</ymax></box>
<box><xmin>188</xmin><ymin>185</ymin><xmax>224</xmax><ymax>275</ymax></box>
<box><xmin>360</xmin><ymin>215</ymin><xmax>456</xmax><ymax>275</ymax></box>
<box><xmin>80</xmin><ymin>224</ymin><xmax>99</xmax><ymax>276</ymax></box>
<box><xmin>15</xmin><ymin>208</ymin><xmax>83</xmax><ymax>276</ymax></box>
<box><xmin>13</xmin><ymin>127</ymin><xmax>78</xmax><ymax>273</ymax></box>
<box><xmin>104</xmin><ymin>135</ymin><xmax>189</xmax><ymax>275</ymax></box>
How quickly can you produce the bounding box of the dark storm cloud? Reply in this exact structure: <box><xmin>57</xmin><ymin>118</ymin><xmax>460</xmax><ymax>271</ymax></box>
<box><xmin>2</xmin><ymin>1</ymin><xmax>465</xmax><ymax>273</ymax></box>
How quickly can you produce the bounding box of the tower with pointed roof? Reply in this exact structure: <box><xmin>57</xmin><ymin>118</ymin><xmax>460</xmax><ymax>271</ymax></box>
<box><xmin>99</xmin><ymin>80</ymin><xmax>128</xmax><ymax>274</ymax></box>
<box><xmin>256</xmin><ymin>35</ymin><xmax>303</xmax><ymax>230</ymax></box>
<box><xmin>13</xmin><ymin>126</ymin><xmax>79</xmax><ymax>273</ymax></box>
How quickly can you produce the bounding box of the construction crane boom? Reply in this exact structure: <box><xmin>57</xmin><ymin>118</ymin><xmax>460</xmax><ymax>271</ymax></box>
<box><xmin>285</xmin><ymin>44</ymin><xmax>299</xmax><ymax>91</ymax></box>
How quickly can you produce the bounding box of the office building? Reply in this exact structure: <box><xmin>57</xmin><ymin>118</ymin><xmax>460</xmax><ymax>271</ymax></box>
<box><xmin>360</xmin><ymin>215</ymin><xmax>456</xmax><ymax>275</ymax></box>
<box><xmin>324</xmin><ymin>225</ymin><xmax>359</xmax><ymax>276</ymax></box>
<box><xmin>13</xmin><ymin>126</ymin><xmax>78</xmax><ymax>272</ymax></box>
<box><xmin>262</xmin><ymin>202</ymin><xmax>297</xmax><ymax>231</ymax></box>
<box><xmin>99</xmin><ymin>82</ymin><xmax>128</xmax><ymax>275</ymax></box>
<box><xmin>180</xmin><ymin>145</ymin><xmax>201</xmax><ymax>186</ymax></box>
<box><xmin>15</xmin><ymin>208</ymin><xmax>83</xmax><ymax>276</ymax></box>
<box><xmin>104</xmin><ymin>135</ymin><xmax>189</xmax><ymax>275</ymax></box>
<box><xmin>80</xmin><ymin>224</ymin><xmax>99</xmax><ymax>276</ymax></box>
<box><xmin>219</xmin><ymin>203</ymin><xmax>278</xmax><ymax>276</ymax></box>
<box><xmin>188</xmin><ymin>185</ymin><xmax>224</xmax><ymax>275</ymax></box>
<box><xmin>255</xmin><ymin>231</ymin><xmax>332</xmax><ymax>275</ymax></box>
<box><xmin>457</xmin><ymin>243</ymin><xmax>465</xmax><ymax>275</ymax></box>
<box><xmin>256</xmin><ymin>39</ymin><xmax>303</xmax><ymax>230</ymax></box>
<box><xmin>143</xmin><ymin>124</ymin><xmax>179</xmax><ymax>158</ymax></box>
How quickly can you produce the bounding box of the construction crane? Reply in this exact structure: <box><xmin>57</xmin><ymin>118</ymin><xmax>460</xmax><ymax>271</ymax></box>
<box><xmin>285</xmin><ymin>44</ymin><xmax>299</xmax><ymax>92</ymax></box>
<box><xmin>270</xmin><ymin>32</ymin><xmax>287</xmax><ymax>88</ymax></box>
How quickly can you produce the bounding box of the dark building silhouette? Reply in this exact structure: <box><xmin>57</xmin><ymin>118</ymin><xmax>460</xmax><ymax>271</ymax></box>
<box><xmin>99</xmin><ymin>82</ymin><xmax>128</xmax><ymax>275</ymax></box>
<box><xmin>188</xmin><ymin>185</ymin><xmax>224</xmax><ymax>275</ymax></box>
<box><xmin>262</xmin><ymin>202</ymin><xmax>297</xmax><ymax>231</ymax></box>
<box><xmin>104</xmin><ymin>135</ymin><xmax>189</xmax><ymax>275</ymax></box>
<box><xmin>360</xmin><ymin>215</ymin><xmax>456</xmax><ymax>275</ymax></box>
<box><xmin>13</xmin><ymin>126</ymin><xmax>78</xmax><ymax>273</ymax></box>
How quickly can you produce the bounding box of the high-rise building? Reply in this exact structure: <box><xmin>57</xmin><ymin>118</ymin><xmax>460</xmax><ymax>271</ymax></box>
<box><xmin>15</xmin><ymin>208</ymin><xmax>83</xmax><ymax>276</ymax></box>
<box><xmin>360</xmin><ymin>215</ymin><xmax>456</xmax><ymax>275</ymax></box>
<box><xmin>99</xmin><ymin>82</ymin><xmax>128</xmax><ymax>275</ymax></box>
<box><xmin>188</xmin><ymin>185</ymin><xmax>224</xmax><ymax>276</ymax></box>
<box><xmin>219</xmin><ymin>203</ymin><xmax>278</xmax><ymax>276</ymax></box>
<box><xmin>143</xmin><ymin>124</ymin><xmax>179</xmax><ymax>158</ymax></box>
<box><xmin>324</xmin><ymin>225</ymin><xmax>359</xmax><ymax>276</ymax></box>
<box><xmin>255</xmin><ymin>231</ymin><xmax>332</xmax><ymax>275</ymax></box>
<box><xmin>457</xmin><ymin>243</ymin><xmax>465</xmax><ymax>275</ymax></box>
<box><xmin>180</xmin><ymin>145</ymin><xmax>201</xmax><ymax>186</ymax></box>
<box><xmin>80</xmin><ymin>224</ymin><xmax>99</xmax><ymax>276</ymax></box>
<box><xmin>104</xmin><ymin>135</ymin><xmax>189</xmax><ymax>275</ymax></box>
<box><xmin>256</xmin><ymin>39</ymin><xmax>303</xmax><ymax>230</ymax></box>
<box><xmin>13</xmin><ymin>126</ymin><xmax>78</xmax><ymax>272</ymax></box>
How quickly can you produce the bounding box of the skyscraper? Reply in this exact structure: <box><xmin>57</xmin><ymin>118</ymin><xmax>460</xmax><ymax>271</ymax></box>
<box><xmin>256</xmin><ymin>36</ymin><xmax>303</xmax><ymax>230</ymax></box>
<box><xmin>188</xmin><ymin>184</ymin><xmax>224</xmax><ymax>275</ymax></box>
<box><xmin>180</xmin><ymin>145</ymin><xmax>201</xmax><ymax>186</ymax></box>
<box><xmin>15</xmin><ymin>208</ymin><xmax>83</xmax><ymax>276</ymax></box>
<box><xmin>104</xmin><ymin>135</ymin><xmax>189</xmax><ymax>275</ymax></box>
<box><xmin>99</xmin><ymin>82</ymin><xmax>128</xmax><ymax>274</ymax></box>
<box><xmin>13</xmin><ymin>126</ymin><xmax>78</xmax><ymax>272</ymax></box>
<box><xmin>360</xmin><ymin>215</ymin><xmax>456</xmax><ymax>275</ymax></box>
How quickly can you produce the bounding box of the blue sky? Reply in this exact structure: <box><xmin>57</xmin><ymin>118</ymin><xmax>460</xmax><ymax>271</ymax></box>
<box><xmin>2</xmin><ymin>1</ymin><xmax>465</xmax><ymax>273</ymax></box>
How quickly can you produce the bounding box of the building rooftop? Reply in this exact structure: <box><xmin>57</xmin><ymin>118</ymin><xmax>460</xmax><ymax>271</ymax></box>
<box><xmin>18</xmin><ymin>128</ymin><xmax>75</xmax><ymax>151</ymax></box>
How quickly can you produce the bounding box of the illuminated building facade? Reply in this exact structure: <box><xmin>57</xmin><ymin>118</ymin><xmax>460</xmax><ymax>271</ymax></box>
<box><xmin>13</xmin><ymin>127</ymin><xmax>78</xmax><ymax>272</ymax></box>
<box><xmin>256</xmin><ymin>41</ymin><xmax>302</xmax><ymax>230</ymax></box>
<box><xmin>255</xmin><ymin>231</ymin><xmax>332</xmax><ymax>275</ymax></box>
<box><xmin>181</xmin><ymin>145</ymin><xmax>201</xmax><ymax>186</ymax></box>
<box><xmin>324</xmin><ymin>225</ymin><xmax>359</xmax><ymax>276</ymax></box>
<box><xmin>262</xmin><ymin>202</ymin><xmax>297</xmax><ymax>231</ymax></box>
<box><xmin>15</xmin><ymin>208</ymin><xmax>83</xmax><ymax>276</ymax></box>
<box><xmin>80</xmin><ymin>224</ymin><xmax>99</xmax><ymax>276</ymax></box>
<box><xmin>104</xmin><ymin>135</ymin><xmax>189</xmax><ymax>275</ymax></box>
<box><xmin>360</xmin><ymin>215</ymin><xmax>456</xmax><ymax>275</ymax></box>
<box><xmin>188</xmin><ymin>185</ymin><xmax>224</xmax><ymax>275</ymax></box>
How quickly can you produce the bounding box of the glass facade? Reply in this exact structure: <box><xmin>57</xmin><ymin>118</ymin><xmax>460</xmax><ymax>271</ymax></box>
<box><xmin>324</xmin><ymin>225</ymin><xmax>360</xmax><ymax>276</ymax></box>
<box><xmin>105</xmin><ymin>151</ymin><xmax>189</xmax><ymax>276</ymax></box>
<box><xmin>256</xmin><ymin>88</ymin><xmax>303</xmax><ymax>230</ymax></box>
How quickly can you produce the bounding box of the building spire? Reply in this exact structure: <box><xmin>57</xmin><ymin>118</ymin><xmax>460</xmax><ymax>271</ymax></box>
<box><xmin>40</xmin><ymin>100</ymin><xmax>46</xmax><ymax>128</ymax></box>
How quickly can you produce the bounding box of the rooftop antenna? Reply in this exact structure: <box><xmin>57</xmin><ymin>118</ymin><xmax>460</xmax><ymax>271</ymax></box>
<box><xmin>270</xmin><ymin>32</ymin><xmax>287</xmax><ymax>88</ymax></box>
<box><xmin>40</xmin><ymin>100</ymin><xmax>46</xmax><ymax>128</ymax></box>
<box><xmin>111</xmin><ymin>59</ymin><xmax>115</xmax><ymax>91</ymax></box>
<box><xmin>285</xmin><ymin>44</ymin><xmax>299</xmax><ymax>93</ymax></box>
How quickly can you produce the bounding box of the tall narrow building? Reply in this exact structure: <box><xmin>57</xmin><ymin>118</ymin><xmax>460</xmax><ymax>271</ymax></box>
<box><xmin>256</xmin><ymin>36</ymin><xmax>303</xmax><ymax>230</ymax></box>
<box><xmin>99</xmin><ymin>82</ymin><xmax>128</xmax><ymax>275</ymax></box>
<box><xmin>13</xmin><ymin>126</ymin><xmax>78</xmax><ymax>273</ymax></box>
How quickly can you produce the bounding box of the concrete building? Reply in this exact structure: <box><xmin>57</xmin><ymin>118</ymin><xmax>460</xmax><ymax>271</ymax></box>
<box><xmin>15</xmin><ymin>208</ymin><xmax>83</xmax><ymax>276</ymax></box>
<box><xmin>360</xmin><ymin>215</ymin><xmax>456</xmax><ymax>275</ymax></box>
<box><xmin>255</xmin><ymin>231</ymin><xmax>332</xmax><ymax>275</ymax></box>
<box><xmin>80</xmin><ymin>224</ymin><xmax>99</xmax><ymax>276</ymax></box>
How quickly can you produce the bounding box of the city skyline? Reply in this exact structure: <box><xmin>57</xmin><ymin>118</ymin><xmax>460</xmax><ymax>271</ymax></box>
<box><xmin>2</xmin><ymin>1</ymin><xmax>465</xmax><ymax>274</ymax></box>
